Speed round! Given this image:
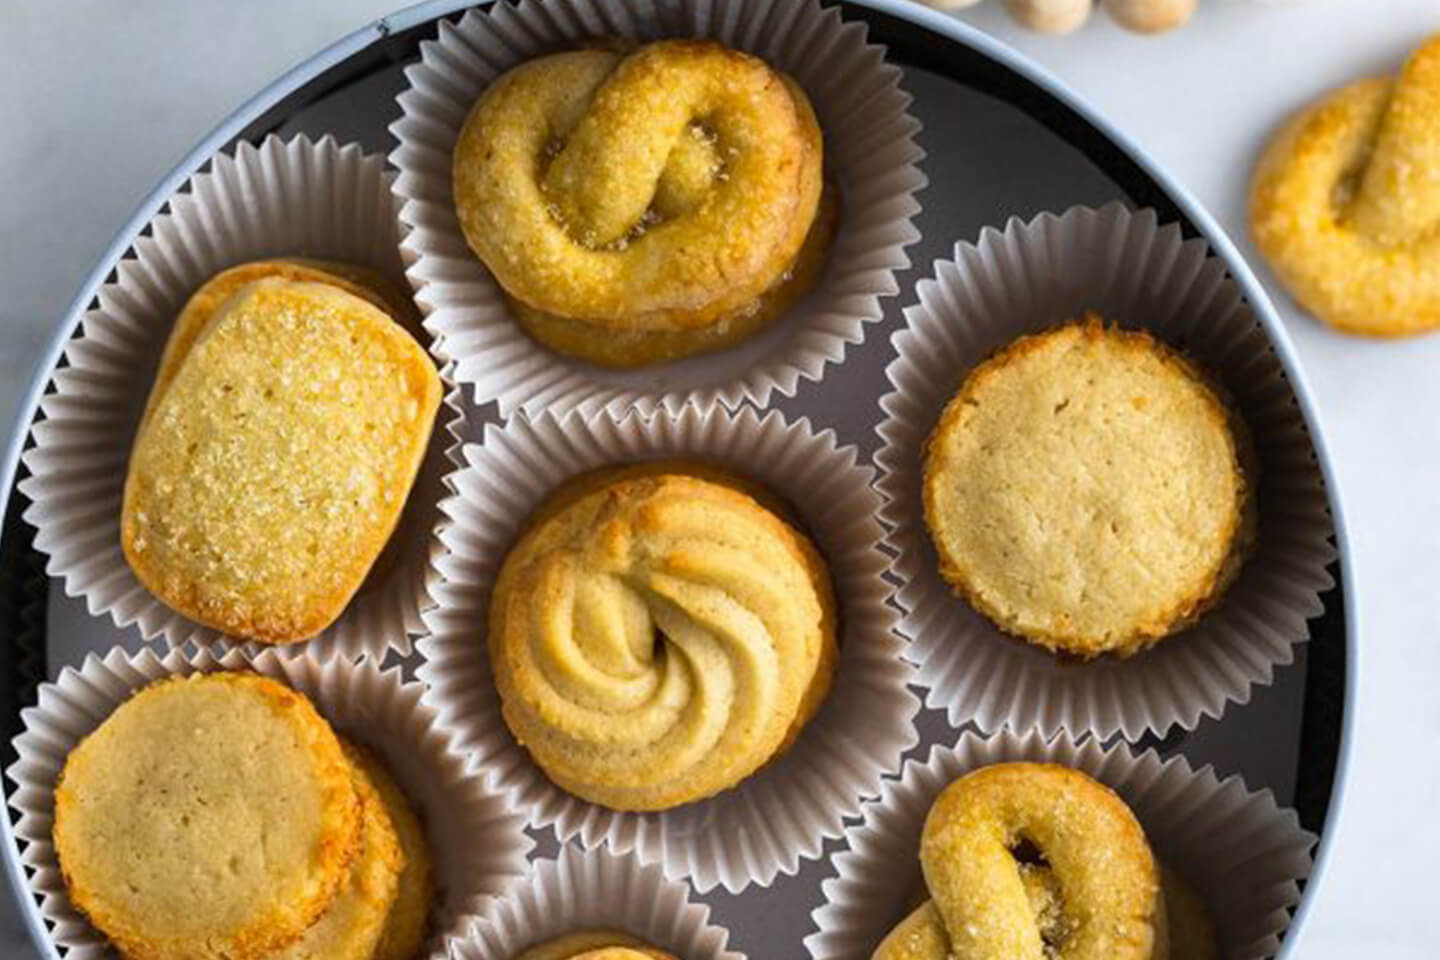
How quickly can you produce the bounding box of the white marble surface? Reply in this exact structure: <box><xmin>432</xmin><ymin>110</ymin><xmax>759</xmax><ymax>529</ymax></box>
<box><xmin>1</xmin><ymin>0</ymin><xmax>1436</xmax><ymax>956</ymax></box>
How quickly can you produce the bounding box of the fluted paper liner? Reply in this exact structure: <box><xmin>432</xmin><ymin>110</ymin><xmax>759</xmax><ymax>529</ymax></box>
<box><xmin>876</xmin><ymin>203</ymin><xmax>1337</xmax><ymax>739</ymax></box>
<box><xmin>5</xmin><ymin>646</ymin><xmax>534</xmax><ymax>960</ymax></box>
<box><xmin>17</xmin><ymin>134</ymin><xmax>452</xmax><ymax>660</ymax></box>
<box><xmin>805</xmin><ymin>730</ymin><xmax>1315</xmax><ymax>960</ymax></box>
<box><xmin>452</xmin><ymin>845</ymin><xmax>744</xmax><ymax>960</ymax></box>
<box><xmin>390</xmin><ymin>0</ymin><xmax>925</xmax><ymax>417</ymax></box>
<box><xmin>418</xmin><ymin>404</ymin><xmax>918</xmax><ymax>892</ymax></box>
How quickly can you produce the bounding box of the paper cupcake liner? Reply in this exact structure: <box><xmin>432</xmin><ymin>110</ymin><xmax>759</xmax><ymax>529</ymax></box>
<box><xmin>451</xmin><ymin>845</ymin><xmax>744</xmax><ymax>960</ymax></box>
<box><xmin>17</xmin><ymin>133</ymin><xmax>451</xmax><ymax>660</ymax></box>
<box><xmin>805</xmin><ymin>730</ymin><xmax>1316</xmax><ymax>960</ymax></box>
<box><xmin>418</xmin><ymin>404</ymin><xmax>918</xmax><ymax>893</ymax></box>
<box><xmin>875</xmin><ymin>203</ymin><xmax>1337</xmax><ymax>739</ymax></box>
<box><xmin>5</xmin><ymin>645</ymin><xmax>534</xmax><ymax>960</ymax></box>
<box><xmin>389</xmin><ymin>0</ymin><xmax>925</xmax><ymax>418</ymax></box>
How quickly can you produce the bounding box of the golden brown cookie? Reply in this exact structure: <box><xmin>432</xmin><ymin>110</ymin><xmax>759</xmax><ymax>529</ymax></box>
<box><xmin>454</xmin><ymin>39</ymin><xmax>833</xmax><ymax>367</ymax></box>
<box><xmin>923</xmin><ymin>317</ymin><xmax>1254</xmax><ymax>658</ymax></box>
<box><xmin>490</xmin><ymin>462</ymin><xmax>837</xmax><ymax>810</ymax></box>
<box><xmin>874</xmin><ymin>763</ymin><xmax>1165</xmax><ymax>960</ymax></box>
<box><xmin>507</xmin><ymin>182</ymin><xmax>838</xmax><ymax>367</ymax></box>
<box><xmin>876</xmin><ymin>860</ymin><xmax>1221</xmax><ymax>959</ymax></box>
<box><xmin>350</xmin><ymin>744</ymin><xmax>434</xmax><ymax>960</ymax></box>
<box><xmin>52</xmin><ymin>672</ymin><xmax>359</xmax><ymax>960</ymax></box>
<box><xmin>270</xmin><ymin>741</ymin><xmax>405</xmax><ymax>960</ymax></box>
<box><xmin>1251</xmin><ymin>33</ymin><xmax>1440</xmax><ymax>337</ymax></box>
<box><xmin>122</xmin><ymin>275</ymin><xmax>442</xmax><ymax>643</ymax></box>
<box><xmin>140</xmin><ymin>259</ymin><xmax>423</xmax><ymax>433</ymax></box>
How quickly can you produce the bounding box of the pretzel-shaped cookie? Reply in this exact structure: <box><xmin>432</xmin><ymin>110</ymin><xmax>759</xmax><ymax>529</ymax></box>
<box><xmin>454</xmin><ymin>40</ymin><xmax>828</xmax><ymax>366</ymax></box>
<box><xmin>876</xmin><ymin>763</ymin><xmax>1166</xmax><ymax>960</ymax></box>
<box><xmin>489</xmin><ymin>464</ymin><xmax>837</xmax><ymax>811</ymax></box>
<box><xmin>1251</xmin><ymin>34</ymin><xmax>1440</xmax><ymax>337</ymax></box>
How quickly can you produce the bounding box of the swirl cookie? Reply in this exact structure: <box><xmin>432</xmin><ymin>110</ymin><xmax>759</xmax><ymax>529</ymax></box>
<box><xmin>1251</xmin><ymin>33</ymin><xmax>1440</xmax><ymax>337</ymax></box>
<box><xmin>122</xmin><ymin>263</ymin><xmax>442</xmax><ymax>644</ymax></box>
<box><xmin>923</xmin><ymin>318</ymin><xmax>1254</xmax><ymax>658</ymax></box>
<box><xmin>52</xmin><ymin>673</ymin><xmax>360</xmax><ymax>960</ymax></box>
<box><xmin>490</xmin><ymin>461</ymin><xmax>838</xmax><ymax>811</ymax></box>
<box><xmin>875</xmin><ymin>763</ymin><xmax>1172</xmax><ymax>960</ymax></box>
<box><xmin>454</xmin><ymin>39</ymin><xmax>835</xmax><ymax>367</ymax></box>
<box><xmin>514</xmin><ymin>931</ymin><xmax>678</xmax><ymax>960</ymax></box>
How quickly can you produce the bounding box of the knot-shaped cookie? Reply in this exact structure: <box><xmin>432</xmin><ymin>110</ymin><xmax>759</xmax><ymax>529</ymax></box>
<box><xmin>1251</xmin><ymin>33</ymin><xmax>1440</xmax><ymax>337</ymax></box>
<box><xmin>454</xmin><ymin>39</ymin><xmax>832</xmax><ymax>367</ymax></box>
<box><xmin>875</xmin><ymin>763</ymin><xmax>1166</xmax><ymax>960</ymax></box>
<box><xmin>489</xmin><ymin>463</ymin><xmax>837</xmax><ymax>811</ymax></box>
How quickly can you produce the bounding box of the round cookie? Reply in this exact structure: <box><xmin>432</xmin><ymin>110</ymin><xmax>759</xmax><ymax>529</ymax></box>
<box><xmin>52</xmin><ymin>672</ymin><xmax>359</xmax><ymax>960</ymax></box>
<box><xmin>490</xmin><ymin>463</ymin><xmax>837</xmax><ymax>810</ymax></box>
<box><xmin>923</xmin><ymin>317</ymin><xmax>1254</xmax><ymax>658</ymax></box>
<box><xmin>350</xmin><ymin>744</ymin><xmax>434</xmax><ymax>960</ymax></box>
<box><xmin>271</xmin><ymin>741</ymin><xmax>405</xmax><ymax>960</ymax></box>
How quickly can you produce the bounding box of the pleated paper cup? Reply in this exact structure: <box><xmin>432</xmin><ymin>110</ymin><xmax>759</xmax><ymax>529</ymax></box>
<box><xmin>5</xmin><ymin>645</ymin><xmax>534</xmax><ymax>960</ymax></box>
<box><xmin>418</xmin><ymin>404</ymin><xmax>918</xmax><ymax>892</ymax></box>
<box><xmin>17</xmin><ymin>133</ymin><xmax>451</xmax><ymax>661</ymax></box>
<box><xmin>805</xmin><ymin>730</ymin><xmax>1316</xmax><ymax>960</ymax></box>
<box><xmin>876</xmin><ymin>203</ymin><xmax>1337</xmax><ymax>740</ymax></box>
<box><xmin>390</xmin><ymin>0</ymin><xmax>925</xmax><ymax>417</ymax></box>
<box><xmin>451</xmin><ymin>845</ymin><xmax>744</xmax><ymax>960</ymax></box>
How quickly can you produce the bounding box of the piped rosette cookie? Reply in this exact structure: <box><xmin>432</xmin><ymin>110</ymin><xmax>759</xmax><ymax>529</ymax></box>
<box><xmin>489</xmin><ymin>462</ymin><xmax>837</xmax><ymax>811</ymax></box>
<box><xmin>418</xmin><ymin>405</ymin><xmax>914</xmax><ymax>891</ymax></box>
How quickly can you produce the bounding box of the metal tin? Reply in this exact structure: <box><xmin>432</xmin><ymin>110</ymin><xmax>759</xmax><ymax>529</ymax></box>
<box><xmin>0</xmin><ymin>2</ymin><xmax>1355</xmax><ymax>957</ymax></box>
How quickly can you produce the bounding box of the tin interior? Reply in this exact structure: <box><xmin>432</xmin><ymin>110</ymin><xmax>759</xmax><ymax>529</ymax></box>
<box><xmin>0</xmin><ymin>3</ymin><xmax>1347</xmax><ymax>957</ymax></box>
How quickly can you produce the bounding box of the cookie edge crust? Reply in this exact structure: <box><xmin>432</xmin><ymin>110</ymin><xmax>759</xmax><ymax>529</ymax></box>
<box><xmin>52</xmin><ymin>672</ymin><xmax>362</xmax><ymax>960</ymax></box>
